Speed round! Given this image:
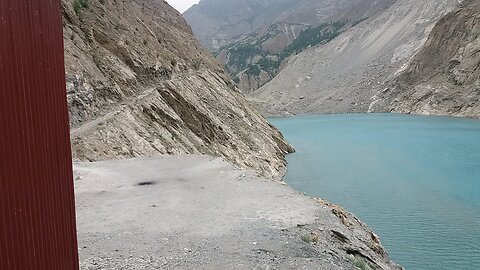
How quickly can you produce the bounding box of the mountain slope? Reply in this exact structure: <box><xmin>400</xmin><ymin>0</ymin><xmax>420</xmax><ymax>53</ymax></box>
<box><xmin>217</xmin><ymin>21</ymin><xmax>349</xmax><ymax>93</ymax></box>
<box><xmin>187</xmin><ymin>0</ymin><xmax>396</xmax><ymax>93</ymax></box>
<box><xmin>372</xmin><ymin>0</ymin><xmax>480</xmax><ymax>118</ymax></box>
<box><xmin>183</xmin><ymin>0</ymin><xmax>299</xmax><ymax>50</ymax></box>
<box><xmin>251</xmin><ymin>0</ymin><xmax>459</xmax><ymax>116</ymax></box>
<box><xmin>63</xmin><ymin>0</ymin><xmax>293</xmax><ymax>179</ymax></box>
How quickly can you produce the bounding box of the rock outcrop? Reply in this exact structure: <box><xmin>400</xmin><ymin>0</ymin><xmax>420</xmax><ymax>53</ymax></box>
<box><xmin>63</xmin><ymin>0</ymin><xmax>293</xmax><ymax>180</ymax></box>
<box><xmin>250</xmin><ymin>0</ymin><xmax>459</xmax><ymax>116</ymax></box>
<box><xmin>372</xmin><ymin>0</ymin><xmax>480</xmax><ymax>118</ymax></box>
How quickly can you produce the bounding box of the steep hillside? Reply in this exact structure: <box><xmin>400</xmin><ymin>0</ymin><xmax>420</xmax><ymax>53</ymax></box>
<box><xmin>251</xmin><ymin>0</ymin><xmax>459</xmax><ymax>116</ymax></box>
<box><xmin>63</xmin><ymin>0</ymin><xmax>293</xmax><ymax>179</ymax></box>
<box><xmin>183</xmin><ymin>0</ymin><xmax>299</xmax><ymax>50</ymax></box>
<box><xmin>373</xmin><ymin>0</ymin><xmax>480</xmax><ymax>118</ymax></box>
<box><xmin>218</xmin><ymin>21</ymin><xmax>348</xmax><ymax>93</ymax></box>
<box><xmin>187</xmin><ymin>0</ymin><xmax>396</xmax><ymax>93</ymax></box>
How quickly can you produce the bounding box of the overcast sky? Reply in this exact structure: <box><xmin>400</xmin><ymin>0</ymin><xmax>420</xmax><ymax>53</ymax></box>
<box><xmin>166</xmin><ymin>0</ymin><xmax>200</xmax><ymax>13</ymax></box>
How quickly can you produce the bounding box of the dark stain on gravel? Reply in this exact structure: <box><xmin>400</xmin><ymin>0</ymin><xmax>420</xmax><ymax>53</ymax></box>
<box><xmin>136</xmin><ymin>181</ymin><xmax>157</xmax><ymax>186</ymax></box>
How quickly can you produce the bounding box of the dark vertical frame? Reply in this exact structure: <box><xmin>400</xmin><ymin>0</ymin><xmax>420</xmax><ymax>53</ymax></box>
<box><xmin>0</xmin><ymin>0</ymin><xmax>79</xmax><ymax>269</ymax></box>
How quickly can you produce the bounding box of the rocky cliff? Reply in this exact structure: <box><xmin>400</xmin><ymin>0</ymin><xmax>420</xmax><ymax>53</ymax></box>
<box><xmin>187</xmin><ymin>0</ymin><xmax>396</xmax><ymax>93</ymax></box>
<box><xmin>251</xmin><ymin>0</ymin><xmax>459</xmax><ymax>116</ymax></box>
<box><xmin>63</xmin><ymin>0</ymin><xmax>293</xmax><ymax>180</ymax></box>
<box><xmin>372</xmin><ymin>0</ymin><xmax>480</xmax><ymax>118</ymax></box>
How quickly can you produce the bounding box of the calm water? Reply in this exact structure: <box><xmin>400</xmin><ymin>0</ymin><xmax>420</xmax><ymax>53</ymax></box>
<box><xmin>270</xmin><ymin>114</ymin><xmax>480</xmax><ymax>270</ymax></box>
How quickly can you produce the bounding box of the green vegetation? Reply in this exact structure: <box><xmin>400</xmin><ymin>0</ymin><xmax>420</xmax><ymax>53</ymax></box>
<box><xmin>74</xmin><ymin>0</ymin><xmax>89</xmax><ymax>14</ymax></box>
<box><xmin>222</xmin><ymin>21</ymin><xmax>346</xmax><ymax>81</ymax></box>
<box><xmin>282</xmin><ymin>21</ymin><xmax>345</xmax><ymax>57</ymax></box>
<box><xmin>257</xmin><ymin>58</ymin><xmax>279</xmax><ymax>74</ymax></box>
<box><xmin>227</xmin><ymin>43</ymin><xmax>263</xmax><ymax>72</ymax></box>
<box><xmin>245</xmin><ymin>65</ymin><xmax>261</xmax><ymax>77</ymax></box>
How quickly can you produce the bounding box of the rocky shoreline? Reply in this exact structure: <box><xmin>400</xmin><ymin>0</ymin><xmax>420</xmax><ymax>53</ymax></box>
<box><xmin>75</xmin><ymin>155</ymin><xmax>402</xmax><ymax>270</ymax></box>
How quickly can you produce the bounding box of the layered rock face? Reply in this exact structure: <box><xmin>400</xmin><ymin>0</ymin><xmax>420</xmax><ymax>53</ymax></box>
<box><xmin>186</xmin><ymin>0</ymin><xmax>396</xmax><ymax>93</ymax></box>
<box><xmin>63</xmin><ymin>0</ymin><xmax>293</xmax><ymax>179</ymax></box>
<box><xmin>251</xmin><ymin>0</ymin><xmax>459</xmax><ymax>116</ymax></box>
<box><xmin>373</xmin><ymin>0</ymin><xmax>480</xmax><ymax>118</ymax></box>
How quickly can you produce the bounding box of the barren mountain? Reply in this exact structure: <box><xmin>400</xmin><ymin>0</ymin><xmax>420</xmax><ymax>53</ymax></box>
<box><xmin>187</xmin><ymin>0</ymin><xmax>396</xmax><ymax>93</ymax></box>
<box><xmin>62</xmin><ymin>0</ymin><xmax>293</xmax><ymax>179</ymax></box>
<box><xmin>251</xmin><ymin>0</ymin><xmax>459</xmax><ymax>116</ymax></box>
<box><xmin>372</xmin><ymin>0</ymin><xmax>480</xmax><ymax>118</ymax></box>
<box><xmin>183</xmin><ymin>0</ymin><xmax>299</xmax><ymax>50</ymax></box>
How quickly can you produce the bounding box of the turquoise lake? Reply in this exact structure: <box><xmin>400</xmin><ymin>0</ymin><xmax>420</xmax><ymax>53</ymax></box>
<box><xmin>270</xmin><ymin>114</ymin><xmax>480</xmax><ymax>270</ymax></box>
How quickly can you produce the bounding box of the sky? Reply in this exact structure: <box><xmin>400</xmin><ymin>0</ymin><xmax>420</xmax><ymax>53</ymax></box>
<box><xmin>166</xmin><ymin>0</ymin><xmax>200</xmax><ymax>13</ymax></box>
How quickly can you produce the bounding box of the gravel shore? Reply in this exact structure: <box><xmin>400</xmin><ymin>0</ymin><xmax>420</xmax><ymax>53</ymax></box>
<box><xmin>75</xmin><ymin>155</ymin><xmax>402</xmax><ymax>270</ymax></box>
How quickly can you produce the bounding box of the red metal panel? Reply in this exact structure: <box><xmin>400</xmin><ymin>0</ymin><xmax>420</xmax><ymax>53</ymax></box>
<box><xmin>0</xmin><ymin>0</ymin><xmax>79</xmax><ymax>269</ymax></box>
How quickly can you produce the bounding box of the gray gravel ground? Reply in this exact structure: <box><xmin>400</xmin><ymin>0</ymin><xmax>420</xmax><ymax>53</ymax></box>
<box><xmin>75</xmin><ymin>155</ymin><xmax>402</xmax><ymax>270</ymax></box>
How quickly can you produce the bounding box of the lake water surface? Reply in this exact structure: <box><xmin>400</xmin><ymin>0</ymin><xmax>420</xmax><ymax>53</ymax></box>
<box><xmin>270</xmin><ymin>114</ymin><xmax>480</xmax><ymax>270</ymax></box>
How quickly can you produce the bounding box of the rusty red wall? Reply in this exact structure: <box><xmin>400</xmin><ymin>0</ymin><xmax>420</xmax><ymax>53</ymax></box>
<box><xmin>0</xmin><ymin>0</ymin><xmax>79</xmax><ymax>269</ymax></box>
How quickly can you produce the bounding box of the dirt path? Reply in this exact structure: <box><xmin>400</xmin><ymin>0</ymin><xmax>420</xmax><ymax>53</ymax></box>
<box><xmin>70</xmin><ymin>87</ymin><xmax>154</xmax><ymax>137</ymax></box>
<box><xmin>70</xmin><ymin>72</ymin><xmax>199</xmax><ymax>137</ymax></box>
